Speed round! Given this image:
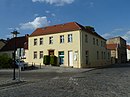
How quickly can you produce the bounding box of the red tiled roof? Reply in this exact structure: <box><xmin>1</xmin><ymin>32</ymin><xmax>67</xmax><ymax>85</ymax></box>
<box><xmin>30</xmin><ymin>22</ymin><xmax>106</xmax><ymax>40</ymax></box>
<box><xmin>30</xmin><ymin>22</ymin><xmax>81</xmax><ymax>37</ymax></box>
<box><xmin>0</xmin><ymin>36</ymin><xmax>28</xmax><ymax>52</ymax></box>
<box><xmin>127</xmin><ymin>45</ymin><xmax>130</xmax><ymax>50</ymax></box>
<box><xmin>106</xmin><ymin>44</ymin><xmax>118</xmax><ymax>50</ymax></box>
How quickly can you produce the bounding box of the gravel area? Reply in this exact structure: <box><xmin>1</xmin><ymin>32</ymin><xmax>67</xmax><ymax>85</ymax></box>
<box><xmin>0</xmin><ymin>63</ymin><xmax>130</xmax><ymax>97</ymax></box>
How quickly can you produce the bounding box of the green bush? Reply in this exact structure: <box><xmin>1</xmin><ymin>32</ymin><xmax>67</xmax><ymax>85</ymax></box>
<box><xmin>0</xmin><ymin>54</ymin><xmax>13</xmax><ymax>69</ymax></box>
<box><xmin>43</xmin><ymin>55</ymin><xmax>50</xmax><ymax>65</ymax></box>
<box><xmin>50</xmin><ymin>55</ymin><xmax>57</xmax><ymax>66</ymax></box>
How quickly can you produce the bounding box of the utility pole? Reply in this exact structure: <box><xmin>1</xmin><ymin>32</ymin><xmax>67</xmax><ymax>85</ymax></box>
<box><xmin>11</xmin><ymin>30</ymin><xmax>20</xmax><ymax>80</ymax></box>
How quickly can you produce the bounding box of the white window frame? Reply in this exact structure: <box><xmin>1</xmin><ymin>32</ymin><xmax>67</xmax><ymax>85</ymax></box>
<box><xmin>34</xmin><ymin>38</ymin><xmax>37</xmax><ymax>46</ymax></box>
<box><xmin>39</xmin><ymin>51</ymin><xmax>43</xmax><ymax>59</ymax></box>
<box><xmin>60</xmin><ymin>35</ymin><xmax>64</xmax><ymax>43</ymax></box>
<box><xmin>49</xmin><ymin>36</ymin><xmax>53</xmax><ymax>44</ymax></box>
<box><xmin>40</xmin><ymin>38</ymin><xmax>43</xmax><ymax>45</ymax></box>
<box><xmin>68</xmin><ymin>34</ymin><xmax>72</xmax><ymax>43</ymax></box>
<box><xmin>34</xmin><ymin>51</ymin><xmax>37</xmax><ymax>59</ymax></box>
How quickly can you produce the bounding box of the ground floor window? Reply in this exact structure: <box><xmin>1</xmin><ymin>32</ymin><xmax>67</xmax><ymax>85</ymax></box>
<box><xmin>86</xmin><ymin>51</ymin><xmax>89</xmax><ymax>64</ymax></box>
<box><xmin>39</xmin><ymin>51</ymin><xmax>43</xmax><ymax>59</ymax></box>
<box><xmin>59</xmin><ymin>51</ymin><xmax>64</xmax><ymax>65</ymax></box>
<box><xmin>34</xmin><ymin>51</ymin><xmax>37</xmax><ymax>59</ymax></box>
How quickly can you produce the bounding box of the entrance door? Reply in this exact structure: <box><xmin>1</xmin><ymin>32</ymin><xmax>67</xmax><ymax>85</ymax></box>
<box><xmin>59</xmin><ymin>51</ymin><xmax>64</xmax><ymax>65</ymax></box>
<box><xmin>68</xmin><ymin>51</ymin><xmax>73</xmax><ymax>67</ymax></box>
<box><xmin>48</xmin><ymin>50</ymin><xmax>54</xmax><ymax>56</ymax></box>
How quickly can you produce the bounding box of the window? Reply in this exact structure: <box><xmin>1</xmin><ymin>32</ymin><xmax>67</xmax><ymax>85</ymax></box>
<box><xmin>34</xmin><ymin>39</ymin><xmax>37</xmax><ymax>46</ymax></box>
<box><xmin>108</xmin><ymin>52</ymin><xmax>110</xmax><ymax>59</ymax></box>
<box><xmin>104</xmin><ymin>52</ymin><xmax>106</xmax><ymax>59</ymax></box>
<box><xmin>39</xmin><ymin>51</ymin><xmax>43</xmax><ymax>59</ymax></box>
<box><xmin>40</xmin><ymin>38</ymin><xmax>43</xmax><ymax>45</ymax></box>
<box><xmin>101</xmin><ymin>51</ymin><xmax>103</xmax><ymax>59</ymax></box>
<box><xmin>93</xmin><ymin>38</ymin><xmax>95</xmax><ymax>45</ymax></box>
<box><xmin>104</xmin><ymin>42</ymin><xmax>106</xmax><ymax>47</ymax></box>
<box><xmin>86</xmin><ymin>51</ymin><xmax>89</xmax><ymax>64</ymax></box>
<box><xmin>96</xmin><ymin>39</ymin><xmax>98</xmax><ymax>46</ymax></box>
<box><xmin>60</xmin><ymin>35</ymin><xmax>64</xmax><ymax>43</ymax></box>
<box><xmin>49</xmin><ymin>36</ymin><xmax>53</xmax><ymax>44</ymax></box>
<box><xmin>97</xmin><ymin>51</ymin><xmax>99</xmax><ymax>59</ymax></box>
<box><xmin>85</xmin><ymin>35</ymin><xmax>88</xmax><ymax>43</ymax></box>
<box><xmin>68</xmin><ymin>34</ymin><xmax>72</xmax><ymax>43</ymax></box>
<box><xmin>101</xmin><ymin>41</ymin><xmax>102</xmax><ymax>47</ymax></box>
<box><xmin>34</xmin><ymin>51</ymin><xmax>37</xmax><ymax>59</ymax></box>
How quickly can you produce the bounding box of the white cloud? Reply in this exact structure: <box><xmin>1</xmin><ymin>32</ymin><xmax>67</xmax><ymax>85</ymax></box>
<box><xmin>89</xmin><ymin>2</ymin><xmax>94</xmax><ymax>7</ymax></box>
<box><xmin>101</xmin><ymin>28</ymin><xmax>125</xmax><ymax>39</ymax></box>
<box><xmin>122</xmin><ymin>31</ymin><xmax>130</xmax><ymax>44</ymax></box>
<box><xmin>32</xmin><ymin>0</ymin><xmax>75</xmax><ymax>6</ymax></box>
<box><xmin>45</xmin><ymin>10</ymin><xmax>56</xmax><ymax>17</ymax></box>
<box><xmin>51</xmin><ymin>13</ymin><xmax>56</xmax><ymax>17</ymax></box>
<box><xmin>101</xmin><ymin>33</ymin><xmax>112</xmax><ymax>39</ymax></box>
<box><xmin>45</xmin><ymin>10</ymin><xmax>50</xmax><ymax>13</ymax></box>
<box><xmin>102</xmin><ymin>28</ymin><xmax>130</xmax><ymax>44</ymax></box>
<box><xmin>34</xmin><ymin>14</ymin><xmax>39</xmax><ymax>17</ymax></box>
<box><xmin>20</xmin><ymin>16</ymin><xmax>50</xmax><ymax>30</ymax></box>
<box><xmin>8</xmin><ymin>27</ymin><xmax>20</xmax><ymax>31</ymax></box>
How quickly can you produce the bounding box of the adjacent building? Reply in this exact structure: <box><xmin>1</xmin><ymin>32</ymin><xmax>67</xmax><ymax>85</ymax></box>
<box><xmin>0</xmin><ymin>39</ymin><xmax>7</xmax><ymax>50</ymax></box>
<box><xmin>26</xmin><ymin>22</ymin><xmax>111</xmax><ymax>68</ymax></box>
<box><xmin>106</xmin><ymin>37</ymin><xmax>127</xmax><ymax>64</ymax></box>
<box><xmin>127</xmin><ymin>45</ymin><xmax>130</xmax><ymax>62</ymax></box>
<box><xmin>0</xmin><ymin>35</ymin><xmax>28</xmax><ymax>60</ymax></box>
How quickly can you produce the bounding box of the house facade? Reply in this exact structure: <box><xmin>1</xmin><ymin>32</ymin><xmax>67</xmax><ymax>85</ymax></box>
<box><xmin>106</xmin><ymin>37</ymin><xmax>127</xmax><ymax>64</ymax></box>
<box><xmin>26</xmin><ymin>22</ymin><xmax>111</xmax><ymax>68</ymax></box>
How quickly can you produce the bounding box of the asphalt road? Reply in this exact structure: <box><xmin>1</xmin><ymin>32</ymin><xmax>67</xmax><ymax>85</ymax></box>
<box><xmin>0</xmin><ymin>63</ymin><xmax>130</xmax><ymax>97</ymax></box>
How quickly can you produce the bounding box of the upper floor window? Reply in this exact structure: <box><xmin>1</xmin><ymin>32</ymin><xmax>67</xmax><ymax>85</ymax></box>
<box><xmin>104</xmin><ymin>42</ymin><xmax>106</xmax><ymax>47</ymax></box>
<box><xmin>34</xmin><ymin>38</ymin><xmax>37</xmax><ymax>46</ymax></box>
<box><xmin>68</xmin><ymin>34</ymin><xmax>72</xmax><ymax>43</ymax></box>
<box><xmin>93</xmin><ymin>38</ymin><xmax>95</xmax><ymax>45</ymax></box>
<box><xmin>34</xmin><ymin>51</ymin><xmax>37</xmax><ymax>59</ymax></box>
<box><xmin>49</xmin><ymin>36</ymin><xmax>53</xmax><ymax>44</ymax></box>
<box><xmin>40</xmin><ymin>38</ymin><xmax>43</xmax><ymax>45</ymax></box>
<box><xmin>96</xmin><ymin>39</ymin><xmax>98</xmax><ymax>46</ymax></box>
<box><xmin>39</xmin><ymin>51</ymin><xmax>43</xmax><ymax>59</ymax></box>
<box><xmin>85</xmin><ymin>35</ymin><xmax>88</xmax><ymax>43</ymax></box>
<box><xmin>101</xmin><ymin>41</ymin><xmax>102</xmax><ymax>47</ymax></box>
<box><xmin>60</xmin><ymin>35</ymin><xmax>64</xmax><ymax>43</ymax></box>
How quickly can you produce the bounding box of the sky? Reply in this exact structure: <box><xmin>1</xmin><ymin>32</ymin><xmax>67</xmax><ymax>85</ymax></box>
<box><xmin>0</xmin><ymin>0</ymin><xmax>130</xmax><ymax>44</ymax></box>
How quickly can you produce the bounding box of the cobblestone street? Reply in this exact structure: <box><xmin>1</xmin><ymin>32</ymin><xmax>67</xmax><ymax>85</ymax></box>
<box><xmin>0</xmin><ymin>63</ymin><xmax>130</xmax><ymax>97</ymax></box>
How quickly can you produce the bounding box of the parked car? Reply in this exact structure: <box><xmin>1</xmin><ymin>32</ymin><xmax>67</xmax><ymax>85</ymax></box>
<box><xmin>15</xmin><ymin>59</ymin><xmax>28</xmax><ymax>70</ymax></box>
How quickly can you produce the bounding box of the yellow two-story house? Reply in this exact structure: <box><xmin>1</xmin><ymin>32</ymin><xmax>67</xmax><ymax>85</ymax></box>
<box><xmin>26</xmin><ymin>22</ymin><xmax>111</xmax><ymax>68</ymax></box>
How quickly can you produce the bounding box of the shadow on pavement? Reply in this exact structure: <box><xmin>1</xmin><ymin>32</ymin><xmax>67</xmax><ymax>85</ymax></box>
<box><xmin>101</xmin><ymin>63</ymin><xmax>130</xmax><ymax>69</ymax></box>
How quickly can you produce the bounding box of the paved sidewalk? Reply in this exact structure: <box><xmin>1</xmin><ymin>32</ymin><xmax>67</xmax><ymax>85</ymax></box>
<box><xmin>0</xmin><ymin>67</ymin><xmax>95</xmax><ymax>87</ymax></box>
<box><xmin>24</xmin><ymin>66</ymin><xmax>95</xmax><ymax>73</ymax></box>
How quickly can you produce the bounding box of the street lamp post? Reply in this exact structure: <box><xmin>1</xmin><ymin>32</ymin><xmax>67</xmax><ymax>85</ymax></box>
<box><xmin>11</xmin><ymin>30</ymin><xmax>20</xmax><ymax>80</ymax></box>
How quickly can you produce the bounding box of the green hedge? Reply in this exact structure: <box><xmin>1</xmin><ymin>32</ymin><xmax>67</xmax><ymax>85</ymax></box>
<box><xmin>43</xmin><ymin>55</ymin><xmax>58</xmax><ymax>66</ymax></box>
<box><xmin>43</xmin><ymin>55</ymin><xmax>50</xmax><ymax>65</ymax></box>
<box><xmin>50</xmin><ymin>55</ymin><xmax>57</xmax><ymax>66</ymax></box>
<box><xmin>0</xmin><ymin>54</ymin><xmax>13</xmax><ymax>69</ymax></box>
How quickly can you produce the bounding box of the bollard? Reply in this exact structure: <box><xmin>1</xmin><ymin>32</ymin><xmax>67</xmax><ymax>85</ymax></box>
<box><xmin>40</xmin><ymin>63</ymin><xmax>41</xmax><ymax>69</ymax></box>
